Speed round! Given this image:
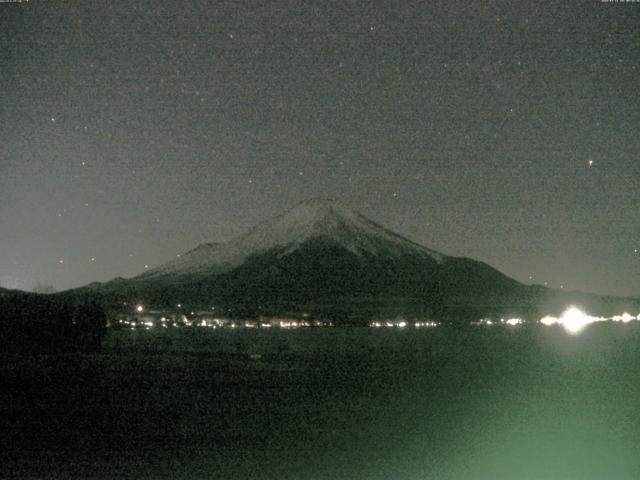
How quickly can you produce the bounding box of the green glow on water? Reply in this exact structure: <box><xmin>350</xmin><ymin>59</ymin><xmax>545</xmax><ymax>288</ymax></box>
<box><xmin>5</xmin><ymin>324</ymin><xmax>640</xmax><ymax>479</ymax></box>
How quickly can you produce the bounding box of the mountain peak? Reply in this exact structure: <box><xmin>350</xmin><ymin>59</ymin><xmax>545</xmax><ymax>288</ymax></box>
<box><xmin>258</xmin><ymin>198</ymin><xmax>362</xmax><ymax>235</ymax></box>
<box><xmin>293</xmin><ymin>197</ymin><xmax>342</xmax><ymax>209</ymax></box>
<box><xmin>139</xmin><ymin>200</ymin><xmax>446</xmax><ymax>280</ymax></box>
<box><xmin>279</xmin><ymin>198</ymin><xmax>359</xmax><ymax>222</ymax></box>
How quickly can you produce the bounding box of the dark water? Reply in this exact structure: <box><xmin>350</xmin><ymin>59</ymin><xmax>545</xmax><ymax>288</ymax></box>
<box><xmin>2</xmin><ymin>324</ymin><xmax>640</xmax><ymax>479</ymax></box>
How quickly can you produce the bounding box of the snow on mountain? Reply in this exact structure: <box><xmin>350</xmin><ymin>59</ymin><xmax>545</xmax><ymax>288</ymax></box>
<box><xmin>138</xmin><ymin>199</ymin><xmax>446</xmax><ymax>280</ymax></box>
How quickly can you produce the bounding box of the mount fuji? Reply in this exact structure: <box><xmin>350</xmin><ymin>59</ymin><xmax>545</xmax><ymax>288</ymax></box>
<box><xmin>68</xmin><ymin>199</ymin><xmax>638</xmax><ymax>323</ymax></box>
<box><xmin>139</xmin><ymin>199</ymin><xmax>447</xmax><ymax>281</ymax></box>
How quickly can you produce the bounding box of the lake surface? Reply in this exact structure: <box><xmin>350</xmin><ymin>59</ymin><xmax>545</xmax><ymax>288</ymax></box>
<box><xmin>2</xmin><ymin>324</ymin><xmax>640</xmax><ymax>479</ymax></box>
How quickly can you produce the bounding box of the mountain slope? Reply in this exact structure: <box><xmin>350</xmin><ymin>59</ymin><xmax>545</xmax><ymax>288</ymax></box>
<box><xmin>137</xmin><ymin>199</ymin><xmax>445</xmax><ymax>281</ymax></box>
<box><xmin>65</xmin><ymin>199</ymin><xmax>639</xmax><ymax>322</ymax></box>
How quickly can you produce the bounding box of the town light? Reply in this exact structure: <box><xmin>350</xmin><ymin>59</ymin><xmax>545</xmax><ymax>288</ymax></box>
<box><xmin>561</xmin><ymin>307</ymin><xmax>590</xmax><ymax>335</ymax></box>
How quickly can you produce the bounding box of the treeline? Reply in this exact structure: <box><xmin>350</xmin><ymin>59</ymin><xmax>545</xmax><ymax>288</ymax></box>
<box><xmin>0</xmin><ymin>293</ymin><xmax>107</xmax><ymax>353</ymax></box>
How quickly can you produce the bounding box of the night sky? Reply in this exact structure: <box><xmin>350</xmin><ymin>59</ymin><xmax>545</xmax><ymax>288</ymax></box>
<box><xmin>1</xmin><ymin>1</ymin><xmax>638</xmax><ymax>297</ymax></box>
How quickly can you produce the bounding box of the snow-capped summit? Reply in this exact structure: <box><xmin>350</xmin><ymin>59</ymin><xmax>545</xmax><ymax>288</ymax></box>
<box><xmin>236</xmin><ymin>198</ymin><xmax>444</xmax><ymax>259</ymax></box>
<box><xmin>139</xmin><ymin>199</ymin><xmax>445</xmax><ymax>280</ymax></box>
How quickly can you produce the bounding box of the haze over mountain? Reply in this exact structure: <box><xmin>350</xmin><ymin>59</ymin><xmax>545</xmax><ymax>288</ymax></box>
<box><xmin>67</xmin><ymin>200</ymin><xmax>639</xmax><ymax>323</ymax></box>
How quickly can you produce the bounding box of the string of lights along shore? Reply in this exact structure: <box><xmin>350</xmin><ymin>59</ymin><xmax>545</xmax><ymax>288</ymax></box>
<box><xmin>1</xmin><ymin>1</ymin><xmax>639</xmax><ymax>298</ymax></box>
<box><xmin>124</xmin><ymin>302</ymin><xmax>640</xmax><ymax>337</ymax></box>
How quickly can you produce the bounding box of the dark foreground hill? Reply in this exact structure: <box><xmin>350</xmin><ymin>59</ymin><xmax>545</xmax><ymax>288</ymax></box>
<box><xmin>0</xmin><ymin>290</ymin><xmax>106</xmax><ymax>352</ymax></box>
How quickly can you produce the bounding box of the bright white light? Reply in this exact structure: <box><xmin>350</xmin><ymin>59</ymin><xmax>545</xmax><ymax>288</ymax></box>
<box><xmin>561</xmin><ymin>307</ymin><xmax>591</xmax><ymax>335</ymax></box>
<box><xmin>560</xmin><ymin>307</ymin><xmax>587</xmax><ymax>334</ymax></box>
<box><xmin>505</xmin><ymin>318</ymin><xmax>523</xmax><ymax>326</ymax></box>
<box><xmin>540</xmin><ymin>316</ymin><xmax>559</xmax><ymax>326</ymax></box>
<box><xmin>621</xmin><ymin>313</ymin><xmax>634</xmax><ymax>323</ymax></box>
<box><xmin>414</xmin><ymin>322</ymin><xmax>435</xmax><ymax>328</ymax></box>
<box><xmin>610</xmin><ymin>313</ymin><xmax>635</xmax><ymax>323</ymax></box>
<box><xmin>540</xmin><ymin>307</ymin><xmax>601</xmax><ymax>333</ymax></box>
<box><xmin>397</xmin><ymin>321</ymin><xmax>407</xmax><ymax>328</ymax></box>
<box><xmin>136</xmin><ymin>305</ymin><xmax>144</xmax><ymax>313</ymax></box>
